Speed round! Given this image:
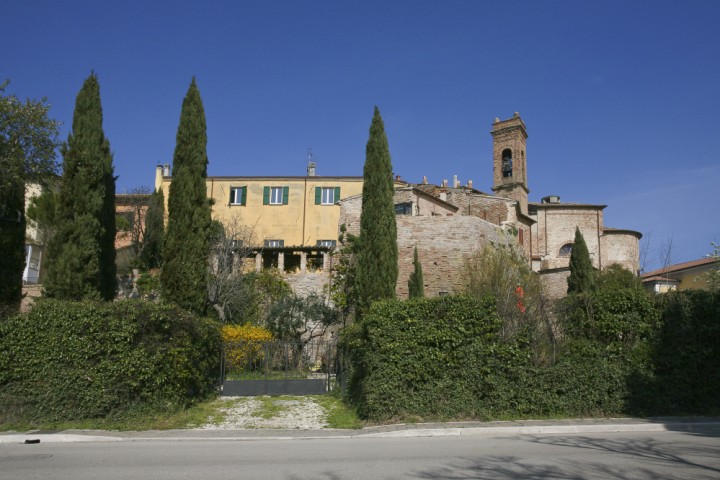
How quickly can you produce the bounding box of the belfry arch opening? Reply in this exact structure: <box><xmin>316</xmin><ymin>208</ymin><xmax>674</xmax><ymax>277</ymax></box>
<box><xmin>501</xmin><ymin>149</ymin><xmax>513</xmax><ymax>177</ymax></box>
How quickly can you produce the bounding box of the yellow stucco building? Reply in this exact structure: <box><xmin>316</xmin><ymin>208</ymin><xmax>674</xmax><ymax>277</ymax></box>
<box><xmin>154</xmin><ymin>163</ymin><xmax>364</xmax><ymax>272</ymax></box>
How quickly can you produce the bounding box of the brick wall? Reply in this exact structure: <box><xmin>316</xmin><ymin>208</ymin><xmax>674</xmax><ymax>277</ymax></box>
<box><xmin>538</xmin><ymin>268</ymin><xmax>570</xmax><ymax>299</ymax></box>
<box><xmin>602</xmin><ymin>232</ymin><xmax>640</xmax><ymax>273</ymax></box>
<box><xmin>396</xmin><ymin>216</ymin><xmax>510</xmax><ymax>297</ymax></box>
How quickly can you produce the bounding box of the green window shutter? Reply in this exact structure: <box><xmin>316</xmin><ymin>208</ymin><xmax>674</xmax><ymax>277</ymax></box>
<box><xmin>282</xmin><ymin>186</ymin><xmax>289</xmax><ymax>205</ymax></box>
<box><xmin>241</xmin><ymin>186</ymin><xmax>247</xmax><ymax>205</ymax></box>
<box><xmin>334</xmin><ymin>187</ymin><xmax>341</xmax><ymax>203</ymax></box>
<box><xmin>263</xmin><ymin>186</ymin><xmax>270</xmax><ymax>205</ymax></box>
<box><xmin>315</xmin><ymin>187</ymin><xmax>322</xmax><ymax>205</ymax></box>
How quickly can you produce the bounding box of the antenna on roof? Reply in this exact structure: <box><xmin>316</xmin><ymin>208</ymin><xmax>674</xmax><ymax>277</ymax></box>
<box><xmin>306</xmin><ymin>147</ymin><xmax>316</xmax><ymax>176</ymax></box>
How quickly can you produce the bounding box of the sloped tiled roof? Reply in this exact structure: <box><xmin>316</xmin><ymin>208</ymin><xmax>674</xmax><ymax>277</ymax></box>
<box><xmin>641</xmin><ymin>257</ymin><xmax>719</xmax><ymax>279</ymax></box>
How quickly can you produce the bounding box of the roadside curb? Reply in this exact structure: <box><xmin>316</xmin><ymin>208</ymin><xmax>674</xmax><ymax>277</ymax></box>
<box><xmin>2</xmin><ymin>418</ymin><xmax>719</xmax><ymax>443</ymax></box>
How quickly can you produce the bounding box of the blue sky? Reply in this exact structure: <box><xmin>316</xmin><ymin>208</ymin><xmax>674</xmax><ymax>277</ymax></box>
<box><xmin>4</xmin><ymin>0</ymin><xmax>719</xmax><ymax>270</ymax></box>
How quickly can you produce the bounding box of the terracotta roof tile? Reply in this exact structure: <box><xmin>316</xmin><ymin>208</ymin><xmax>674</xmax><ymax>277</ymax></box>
<box><xmin>641</xmin><ymin>257</ymin><xmax>719</xmax><ymax>278</ymax></box>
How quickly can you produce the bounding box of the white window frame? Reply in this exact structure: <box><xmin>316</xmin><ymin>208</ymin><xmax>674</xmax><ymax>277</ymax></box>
<box><xmin>264</xmin><ymin>239</ymin><xmax>284</xmax><ymax>248</ymax></box>
<box><xmin>317</xmin><ymin>239</ymin><xmax>337</xmax><ymax>248</ymax></box>
<box><xmin>270</xmin><ymin>187</ymin><xmax>284</xmax><ymax>205</ymax></box>
<box><xmin>320</xmin><ymin>187</ymin><xmax>335</xmax><ymax>205</ymax></box>
<box><xmin>230</xmin><ymin>187</ymin><xmax>244</xmax><ymax>205</ymax></box>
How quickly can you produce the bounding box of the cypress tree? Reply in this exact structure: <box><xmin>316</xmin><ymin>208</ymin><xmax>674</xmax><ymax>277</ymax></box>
<box><xmin>567</xmin><ymin>227</ymin><xmax>595</xmax><ymax>294</ymax></box>
<box><xmin>355</xmin><ymin>107</ymin><xmax>398</xmax><ymax>314</ymax></box>
<box><xmin>0</xmin><ymin>152</ymin><xmax>25</xmax><ymax>310</ymax></box>
<box><xmin>408</xmin><ymin>246</ymin><xmax>425</xmax><ymax>298</ymax></box>
<box><xmin>140</xmin><ymin>187</ymin><xmax>164</xmax><ymax>269</ymax></box>
<box><xmin>161</xmin><ymin>78</ymin><xmax>211</xmax><ymax>315</ymax></box>
<box><xmin>45</xmin><ymin>73</ymin><xmax>116</xmax><ymax>301</ymax></box>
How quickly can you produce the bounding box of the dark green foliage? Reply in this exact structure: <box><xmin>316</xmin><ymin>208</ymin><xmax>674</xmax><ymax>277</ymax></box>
<box><xmin>161</xmin><ymin>79</ymin><xmax>212</xmax><ymax>315</ymax></box>
<box><xmin>44</xmin><ymin>73</ymin><xmax>116</xmax><ymax>301</ymax></box>
<box><xmin>0</xmin><ymin>299</ymin><xmax>220</xmax><ymax>424</ymax></box>
<box><xmin>0</xmin><ymin>163</ymin><xmax>24</xmax><ymax>311</ymax></box>
<box><xmin>355</xmin><ymin>107</ymin><xmax>398</xmax><ymax>314</ymax></box>
<box><xmin>567</xmin><ymin>227</ymin><xmax>594</xmax><ymax>294</ymax></box>
<box><xmin>559</xmin><ymin>288</ymin><xmax>659</xmax><ymax>346</ymax></box>
<box><xmin>408</xmin><ymin>246</ymin><xmax>424</xmax><ymax>298</ymax></box>
<box><xmin>0</xmin><ymin>81</ymin><xmax>59</xmax><ymax>310</ymax></box>
<box><xmin>140</xmin><ymin>188</ymin><xmax>164</xmax><ymax>269</ymax></box>
<box><xmin>595</xmin><ymin>264</ymin><xmax>643</xmax><ymax>291</ymax></box>
<box><xmin>632</xmin><ymin>290</ymin><xmax>720</xmax><ymax>415</ymax></box>
<box><xmin>346</xmin><ymin>288</ymin><xmax>719</xmax><ymax>422</ymax></box>
<box><xmin>347</xmin><ymin>295</ymin><xmax>504</xmax><ymax>420</ymax></box>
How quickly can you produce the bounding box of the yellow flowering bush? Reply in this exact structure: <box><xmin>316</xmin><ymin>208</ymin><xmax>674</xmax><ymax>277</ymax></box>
<box><xmin>221</xmin><ymin>324</ymin><xmax>273</xmax><ymax>369</ymax></box>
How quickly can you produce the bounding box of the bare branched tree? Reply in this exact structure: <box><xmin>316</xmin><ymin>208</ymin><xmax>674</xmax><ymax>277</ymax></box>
<box><xmin>658</xmin><ymin>235</ymin><xmax>678</xmax><ymax>279</ymax></box>
<box><xmin>116</xmin><ymin>186</ymin><xmax>152</xmax><ymax>257</ymax></box>
<box><xmin>207</xmin><ymin>217</ymin><xmax>258</xmax><ymax>323</ymax></box>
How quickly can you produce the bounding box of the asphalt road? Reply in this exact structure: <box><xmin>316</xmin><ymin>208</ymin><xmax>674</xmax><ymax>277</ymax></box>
<box><xmin>2</xmin><ymin>429</ymin><xmax>719</xmax><ymax>479</ymax></box>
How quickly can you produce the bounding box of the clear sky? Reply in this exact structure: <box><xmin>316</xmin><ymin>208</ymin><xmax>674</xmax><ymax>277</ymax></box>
<box><xmin>4</xmin><ymin>0</ymin><xmax>719</xmax><ymax>271</ymax></box>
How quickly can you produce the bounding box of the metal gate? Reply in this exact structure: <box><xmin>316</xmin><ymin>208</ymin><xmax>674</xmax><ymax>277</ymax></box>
<box><xmin>220</xmin><ymin>339</ymin><xmax>339</xmax><ymax>396</ymax></box>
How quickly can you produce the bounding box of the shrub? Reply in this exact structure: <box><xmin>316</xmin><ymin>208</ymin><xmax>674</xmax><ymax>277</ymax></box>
<box><xmin>637</xmin><ymin>290</ymin><xmax>720</xmax><ymax>414</ymax></box>
<box><xmin>0</xmin><ymin>299</ymin><xmax>220</xmax><ymax>423</ymax></box>
<box><xmin>558</xmin><ymin>288</ymin><xmax>659</xmax><ymax>346</ymax></box>
<box><xmin>221</xmin><ymin>324</ymin><xmax>273</xmax><ymax>368</ymax></box>
<box><xmin>347</xmin><ymin>295</ymin><xmax>505</xmax><ymax>421</ymax></box>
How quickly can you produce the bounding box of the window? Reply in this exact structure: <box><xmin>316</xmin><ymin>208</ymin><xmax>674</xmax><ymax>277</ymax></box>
<box><xmin>559</xmin><ymin>243</ymin><xmax>573</xmax><ymax>256</ymax></box>
<box><xmin>264</xmin><ymin>239</ymin><xmax>284</xmax><ymax>248</ymax></box>
<box><xmin>230</xmin><ymin>239</ymin><xmax>243</xmax><ymax>250</ymax></box>
<box><xmin>229</xmin><ymin>186</ymin><xmax>246</xmax><ymax>205</ymax></box>
<box><xmin>316</xmin><ymin>240</ymin><xmax>337</xmax><ymax>248</ymax></box>
<box><xmin>395</xmin><ymin>202</ymin><xmax>412</xmax><ymax>215</ymax></box>
<box><xmin>263</xmin><ymin>186</ymin><xmax>289</xmax><ymax>205</ymax></box>
<box><xmin>502</xmin><ymin>148</ymin><xmax>513</xmax><ymax>178</ymax></box>
<box><xmin>315</xmin><ymin>186</ymin><xmax>341</xmax><ymax>205</ymax></box>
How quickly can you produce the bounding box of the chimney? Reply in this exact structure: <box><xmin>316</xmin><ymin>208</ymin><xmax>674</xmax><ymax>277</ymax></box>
<box><xmin>442</xmin><ymin>179</ymin><xmax>448</xmax><ymax>187</ymax></box>
<box><xmin>467</xmin><ymin>179</ymin><xmax>473</xmax><ymax>188</ymax></box>
<box><xmin>307</xmin><ymin>161</ymin><xmax>316</xmax><ymax>176</ymax></box>
<box><xmin>453</xmin><ymin>175</ymin><xmax>459</xmax><ymax>188</ymax></box>
<box><xmin>422</xmin><ymin>175</ymin><xmax>428</xmax><ymax>185</ymax></box>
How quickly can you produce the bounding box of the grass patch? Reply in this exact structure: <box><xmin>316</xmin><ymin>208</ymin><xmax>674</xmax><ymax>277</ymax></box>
<box><xmin>0</xmin><ymin>396</ymin><xmax>233</xmax><ymax>432</ymax></box>
<box><xmin>313</xmin><ymin>395</ymin><xmax>363</xmax><ymax>429</ymax></box>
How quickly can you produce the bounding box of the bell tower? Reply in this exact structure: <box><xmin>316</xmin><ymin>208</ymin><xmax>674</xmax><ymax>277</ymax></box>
<box><xmin>491</xmin><ymin>112</ymin><xmax>529</xmax><ymax>215</ymax></box>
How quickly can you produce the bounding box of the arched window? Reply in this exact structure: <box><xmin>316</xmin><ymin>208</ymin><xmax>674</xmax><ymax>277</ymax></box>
<box><xmin>501</xmin><ymin>149</ymin><xmax>513</xmax><ymax>177</ymax></box>
<box><xmin>559</xmin><ymin>243</ymin><xmax>573</xmax><ymax>256</ymax></box>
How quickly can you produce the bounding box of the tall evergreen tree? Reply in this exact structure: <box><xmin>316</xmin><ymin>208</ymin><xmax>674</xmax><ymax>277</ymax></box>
<box><xmin>567</xmin><ymin>227</ymin><xmax>595</xmax><ymax>294</ymax></box>
<box><xmin>0</xmin><ymin>81</ymin><xmax>59</xmax><ymax>312</ymax></box>
<box><xmin>408</xmin><ymin>246</ymin><xmax>425</xmax><ymax>298</ymax></box>
<box><xmin>44</xmin><ymin>73</ymin><xmax>116</xmax><ymax>301</ymax></box>
<box><xmin>140</xmin><ymin>187</ymin><xmax>164</xmax><ymax>269</ymax></box>
<box><xmin>355</xmin><ymin>107</ymin><xmax>398</xmax><ymax>314</ymax></box>
<box><xmin>161</xmin><ymin>78</ymin><xmax>211</xmax><ymax>315</ymax></box>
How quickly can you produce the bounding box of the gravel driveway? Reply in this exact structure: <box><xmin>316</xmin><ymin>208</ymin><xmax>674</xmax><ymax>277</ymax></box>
<box><xmin>202</xmin><ymin>396</ymin><xmax>328</xmax><ymax>430</ymax></box>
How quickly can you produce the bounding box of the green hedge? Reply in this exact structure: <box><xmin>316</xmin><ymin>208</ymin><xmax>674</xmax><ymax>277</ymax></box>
<box><xmin>347</xmin><ymin>291</ymin><xmax>718</xmax><ymax>422</ymax></box>
<box><xmin>635</xmin><ymin>290</ymin><xmax>720</xmax><ymax>414</ymax></box>
<box><xmin>0</xmin><ymin>299</ymin><xmax>221</xmax><ymax>423</ymax></box>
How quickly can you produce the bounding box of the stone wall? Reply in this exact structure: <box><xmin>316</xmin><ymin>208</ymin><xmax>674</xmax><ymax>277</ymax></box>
<box><xmin>395</xmin><ymin>216</ymin><xmax>510</xmax><ymax>298</ymax></box>
<box><xmin>530</xmin><ymin>206</ymin><xmax>603</xmax><ymax>270</ymax></box>
<box><xmin>601</xmin><ymin>231</ymin><xmax>641</xmax><ymax>273</ymax></box>
<box><xmin>538</xmin><ymin>268</ymin><xmax>570</xmax><ymax>300</ymax></box>
<box><xmin>445</xmin><ymin>190</ymin><xmax>511</xmax><ymax>226</ymax></box>
<box><xmin>284</xmin><ymin>271</ymin><xmax>330</xmax><ymax>299</ymax></box>
<box><xmin>20</xmin><ymin>284</ymin><xmax>43</xmax><ymax>313</ymax></box>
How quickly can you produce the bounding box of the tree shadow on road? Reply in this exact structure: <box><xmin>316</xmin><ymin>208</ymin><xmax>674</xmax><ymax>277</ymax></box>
<box><xmin>411</xmin><ymin>433</ymin><xmax>720</xmax><ymax>480</ymax></box>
